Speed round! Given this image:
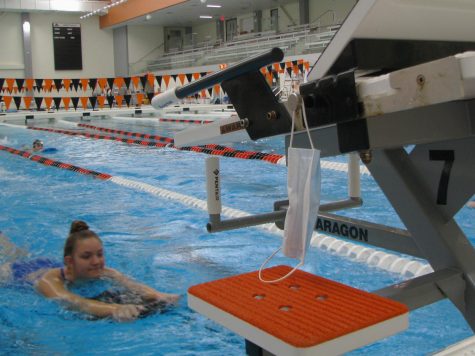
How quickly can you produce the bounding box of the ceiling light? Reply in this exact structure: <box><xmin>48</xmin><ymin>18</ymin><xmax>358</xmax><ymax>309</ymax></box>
<box><xmin>200</xmin><ymin>15</ymin><xmax>213</xmax><ymax>18</ymax></box>
<box><xmin>206</xmin><ymin>4</ymin><xmax>221</xmax><ymax>8</ymax></box>
<box><xmin>80</xmin><ymin>0</ymin><xmax>128</xmax><ymax>19</ymax></box>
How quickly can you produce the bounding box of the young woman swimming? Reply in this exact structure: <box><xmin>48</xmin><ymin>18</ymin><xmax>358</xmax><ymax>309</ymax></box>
<box><xmin>1</xmin><ymin>221</ymin><xmax>180</xmax><ymax>321</ymax></box>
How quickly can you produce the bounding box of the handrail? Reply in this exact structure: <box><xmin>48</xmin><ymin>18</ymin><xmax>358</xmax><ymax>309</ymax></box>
<box><xmin>130</xmin><ymin>42</ymin><xmax>165</xmax><ymax>65</ymax></box>
<box><xmin>310</xmin><ymin>9</ymin><xmax>336</xmax><ymax>27</ymax></box>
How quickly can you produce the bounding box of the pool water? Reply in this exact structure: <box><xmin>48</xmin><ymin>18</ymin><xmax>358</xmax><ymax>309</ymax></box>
<box><xmin>0</xmin><ymin>116</ymin><xmax>473</xmax><ymax>355</ymax></box>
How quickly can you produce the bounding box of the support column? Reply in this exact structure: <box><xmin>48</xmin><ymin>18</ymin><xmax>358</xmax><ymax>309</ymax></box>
<box><xmin>299</xmin><ymin>0</ymin><xmax>309</xmax><ymax>25</ymax></box>
<box><xmin>21</xmin><ymin>12</ymin><xmax>33</xmax><ymax>78</ymax></box>
<box><xmin>113</xmin><ymin>26</ymin><xmax>129</xmax><ymax>77</ymax></box>
<box><xmin>254</xmin><ymin>10</ymin><xmax>262</xmax><ymax>33</ymax></box>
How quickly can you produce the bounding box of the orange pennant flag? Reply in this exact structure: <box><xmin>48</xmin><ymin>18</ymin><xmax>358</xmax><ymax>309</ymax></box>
<box><xmin>201</xmin><ymin>89</ymin><xmax>207</xmax><ymax>98</ymax></box>
<box><xmin>286</xmin><ymin>61</ymin><xmax>292</xmax><ymax>68</ymax></box>
<box><xmin>193</xmin><ymin>73</ymin><xmax>200</xmax><ymax>80</ymax></box>
<box><xmin>293</xmin><ymin>65</ymin><xmax>300</xmax><ymax>75</ymax></box>
<box><xmin>80</xmin><ymin>79</ymin><xmax>89</xmax><ymax>91</ymax></box>
<box><xmin>44</xmin><ymin>79</ymin><xmax>53</xmax><ymax>92</ymax></box>
<box><xmin>80</xmin><ymin>97</ymin><xmax>89</xmax><ymax>109</ymax></box>
<box><xmin>304</xmin><ymin>61</ymin><xmax>310</xmax><ymax>71</ymax></box>
<box><xmin>163</xmin><ymin>75</ymin><xmax>171</xmax><ymax>88</ymax></box>
<box><xmin>260</xmin><ymin>68</ymin><xmax>267</xmax><ymax>74</ymax></box>
<box><xmin>97</xmin><ymin>96</ymin><xmax>105</xmax><ymax>108</ymax></box>
<box><xmin>63</xmin><ymin>97</ymin><xmax>71</xmax><ymax>111</ymax></box>
<box><xmin>115</xmin><ymin>95</ymin><xmax>123</xmax><ymax>107</ymax></box>
<box><xmin>25</xmin><ymin>79</ymin><xmax>34</xmax><ymax>91</ymax></box>
<box><xmin>147</xmin><ymin>73</ymin><xmax>155</xmax><ymax>87</ymax></box>
<box><xmin>98</xmin><ymin>78</ymin><xmax>107</xmax><ymax>90</ymax></box>
<box><xmin>135</xmin><ymin>93</ymin><xmax>144</xmax><ymax>106</ymax></box>
<box><xmin>6</xmin><ymin>79</ymin><xmax>14</xmax><ymax>92</ymax></box>
<box><xmin>3</xmin><ymin>96</ymin><xmax>12</xmax><ymax>110</ymax></box>
<box><xmin>213</xmin><ymin>84</ymin><xmax>220</xmax><ymax>95</ymax></box>
<box><xmin>178</xmin><ymin>73</ymin><xmax>186</xmax><ymax>85</ymax></box>
<box><xmin>131</xmin><ymin>76</ymin><xmax>140</xmax><ymax>89</ymax></box>
<box><xmin>273</xmin><ymin>63</ymin><xmax>280</xmax><ymax>72</ymax></box>
<box><xmin>23</xmin><ymin>96</ymin><xmax>33</xmax><ymax>110</ymax></box>
<box><xmin>266</xmin><ymin>73</ymin><xmax>273</xmax><ymax>85</ymax></box>
<box><xmin>63</xmin><ymin>79</ymin><xmax>71</xmax><ymax>92</ymax></box>
<box><xmin>44</xmin><ymin>97</ymin><xmax>53</xmax><ymax>110</ymax></box>
<box><xmin>114</xmin><ymin>77</ymin><xmax>125</xmax><ymax>88</ymax></box>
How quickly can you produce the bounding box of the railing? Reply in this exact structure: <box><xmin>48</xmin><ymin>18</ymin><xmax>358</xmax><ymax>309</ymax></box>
<box><xmin>129</xmin><ymin>42</ymin><xmax>165</xmax><ymax>75</ymax></box>
<box><xmin>147</xmin><ymin>24</ymin><xmax>339</xmax><ymax>71</ymax></box>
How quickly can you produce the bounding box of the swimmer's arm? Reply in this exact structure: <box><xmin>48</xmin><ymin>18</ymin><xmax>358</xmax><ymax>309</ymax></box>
<box><xmin>104</xmin><ymin>267</ymin><xmax>180</xmax><ymax>303</ymax></box>
<box><xmin>36</xmin><ymin>270</ymin><xmax>142</xmax><ymax>320</ymax></box>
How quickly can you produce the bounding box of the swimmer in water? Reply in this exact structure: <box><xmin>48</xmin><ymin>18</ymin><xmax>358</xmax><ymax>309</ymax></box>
<box><xmin>0</xmin><ymin>221</ymin><xmax>180</xmax><ymax>321</ymax></box>
<box><xmin>32</xmin><ymin>139</ymin><xmax>44</xmax><ymax>152</ymax></box>
<box><xmin>21</xmin><ymin>139</ymin><xmax>57</xmax><ymax>154</ymax></box>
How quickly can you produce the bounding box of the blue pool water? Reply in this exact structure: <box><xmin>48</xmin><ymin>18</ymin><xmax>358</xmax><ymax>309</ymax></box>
<box><xmin>0</xmin><ymin>116</ymin><xmax>473</xmax><ymax>355</ymax></box>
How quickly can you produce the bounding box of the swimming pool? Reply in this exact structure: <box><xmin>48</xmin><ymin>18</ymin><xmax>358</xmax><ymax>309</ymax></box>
<box><xmin>0</xmin><ymin>115</ymin><xmax>473</xmax><ymax>355</ymax></box>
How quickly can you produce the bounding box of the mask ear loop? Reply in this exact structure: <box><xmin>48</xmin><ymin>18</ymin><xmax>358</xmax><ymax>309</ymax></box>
<box><xmin>258</xmin><ymin>95</ymin><xmax>314</xmax><ymax>283</ymax></box>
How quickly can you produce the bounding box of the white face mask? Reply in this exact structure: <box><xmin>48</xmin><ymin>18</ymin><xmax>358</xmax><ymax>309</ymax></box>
<box><xmin>259</xmin><ymin>96</ymin><xmax>321</xmax><ymax>283</ymax></box>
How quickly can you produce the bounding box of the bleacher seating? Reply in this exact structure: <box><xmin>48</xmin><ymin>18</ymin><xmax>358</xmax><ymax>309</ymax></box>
<box><xmin>146</xmin><ymin>24</ymin><xmax>340</xmax><ymax>71</ymax></box>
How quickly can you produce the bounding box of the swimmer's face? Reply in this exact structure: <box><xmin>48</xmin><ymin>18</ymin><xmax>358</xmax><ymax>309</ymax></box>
<box><xmin>32</xmin><ymin>141</ymin><xmax>43</xmax><ymax>152</ymax></box>
<box><xmin>70</xmin><ymin>237</ymin><xmax>105</xmax><ymax>279</ymax></box>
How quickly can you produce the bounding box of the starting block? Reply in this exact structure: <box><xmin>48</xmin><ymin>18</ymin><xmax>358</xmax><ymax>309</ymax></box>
<box><xmin>188</xmin><ymin>265</ymin><xmax>409</xmax><ymax>355</ymax></box>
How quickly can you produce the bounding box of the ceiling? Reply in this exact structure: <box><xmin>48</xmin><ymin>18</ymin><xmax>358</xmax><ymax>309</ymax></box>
<box><xmin>121</xmin><ymin>0</ymin><xmax>297</xmax><ymax>27</ymax></box>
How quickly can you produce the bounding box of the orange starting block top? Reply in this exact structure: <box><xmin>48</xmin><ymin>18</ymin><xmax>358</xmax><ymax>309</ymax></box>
<box><xmin>188</xmin><ymin>265</ymin><xmax>409</xmax><ymax>355</ymax></box>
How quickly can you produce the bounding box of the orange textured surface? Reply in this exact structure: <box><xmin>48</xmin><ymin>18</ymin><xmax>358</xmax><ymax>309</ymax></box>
<box><xmin>188</xmin><ymin>265</ymin><xmax>408</xmax><ymax>348</ymax></box>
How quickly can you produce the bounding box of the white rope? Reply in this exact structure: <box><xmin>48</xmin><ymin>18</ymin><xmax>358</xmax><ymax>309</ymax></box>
<box><xmin>0</xmin><ymin>122</ymin><xmax>28</xmax><ymax>129</ymax></box>
<box><xmin>109</xmin><ymin>175</ymin><xmax>431</xmax><ymax>278</ymax></box>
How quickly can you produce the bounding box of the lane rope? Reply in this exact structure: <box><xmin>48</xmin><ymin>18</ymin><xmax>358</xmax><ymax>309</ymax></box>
<box><xmin>0</xmin><ymin>143</ymin><xmax>430</xmax><ymax>278</ymax></box>
<box><xmin>27</xmin><ymin>124</ymin><xmax>371</xmax><ymax>173</ymax></box>
<box><xmin>159</xmin><ymin>118</ymin><xmax>213</xmax><ymax>124</ymax></box>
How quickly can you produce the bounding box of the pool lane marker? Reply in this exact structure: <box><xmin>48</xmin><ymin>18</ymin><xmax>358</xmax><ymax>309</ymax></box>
<box><xmin>78</xmin><ymin>123</ymin><xmax>174</xmax><ymax>143</ymax></box>
<box><xmin>0</xmin><ymin>121</ymin><xmax>369</xmax><ymax>173</ymax></box>
<box><xmin>0</xmin><ymin>142</ymin><xmax>430</xmax><ymax>277</ymax></box>
<box><xmin>0</xmin><ymin>145</ymin><xmax>111</xmax><ymax>179</ymax></box>
<box><xmin>28</xmin><ymin>124</ymin><xmax>371</xmax><ymax>173</ymax></box>
<box><xmin>159</xmin><ymin>118</ymin><xmax>213</xmax><ymax>124</ymax></box>
<box><xmin>79</xmin><ymin>123</ymin><xmax>283</xmax><ymax>165</ymax></box>
<box><xmin>28</xmin><ymin>126</ymin><xmax>285</xmax><ymax>165</ymax></box>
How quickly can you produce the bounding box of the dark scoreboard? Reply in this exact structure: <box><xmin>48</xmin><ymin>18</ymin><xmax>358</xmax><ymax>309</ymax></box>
<box><xmin>52</xmin><ymin>23</ymin><xmax>83</xmax><ymax>70</ymax></box>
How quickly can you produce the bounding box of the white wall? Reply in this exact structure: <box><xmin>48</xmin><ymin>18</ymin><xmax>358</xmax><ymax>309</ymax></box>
<box><xmin>128</xmin><ymin>25</ymin><xmax>165</xmax><ymax>75</ymax></box>
<box><xmin>0</xmin><ymin>12</ymin><xmax>24</xmax><ymax>78</ymax></box>
<box><xmin>0</xmin><ymin>12</ymin><xmax>115</xmax><ymax>79</ymax></box>
<box><xmin>275</xmin><ymin>2</ymin><xmax>300</xmax><ymax>31</ymax></box>
<box><xmin>30</xmin><ymin>12</ymin><xmax>115</xmax><ymax>78</ymax></box>
<box><xmin>309</xmin><ymin>0</ymin><xmax>357</xmax><ymax>26</ymax></box>
<box><xmin>192</xmin><ymin>21</ymin><xmax>217</xmax><ymax>45</ymax></box>
<box><xmin>223</xmin><ymin>2</ymin><xmax>300</xmax><ymax>35</ymax></box>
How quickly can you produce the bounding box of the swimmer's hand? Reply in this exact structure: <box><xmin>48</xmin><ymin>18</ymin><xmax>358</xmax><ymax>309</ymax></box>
<box><xmin>112</xmin><ymin>304</ymin><xmax>146</xmax><ymax>322</ymax></box>
<box><xmin>162</xmin><ymin>293</ymin><xmax>181</xmax><ymax>305</ymax></box>
<box><xmin>144</xmin><ymin>292</ymin><xmax>181</xmax><ymax>305</ymax></box>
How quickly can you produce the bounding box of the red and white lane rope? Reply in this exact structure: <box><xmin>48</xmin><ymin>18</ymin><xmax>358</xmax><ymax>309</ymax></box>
<box><xmin>1</xmin><ymin>120</ymin><xmax>369</xmax><ymax>173</ymax></box>
<box><xmin>28</xmin><ymin>126</ymin><xmax>284</xmax><ymax>165</ymax></box>
<box><xmin>159</xmin><ymin>118</ymin><xmax>213</xmax><ymax>124</ymax></box>
<box><xmin>0</xmin><ymin>145</ymin><xmax>111</xmax><ymax>180</ymax></box>
<box><xmin>77</xmin><ymin>123</ymin><xmax>174</xmax><ymax>143</ymax></box>
<box><xmin>75</xmin><ymin>123</ymin><xmax>370</xmax><ymax>174</ymax></box>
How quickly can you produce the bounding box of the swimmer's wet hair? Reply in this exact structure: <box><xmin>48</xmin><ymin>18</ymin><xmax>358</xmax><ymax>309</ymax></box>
<box><xmin>64</xmin><ymin>220</ymin><xmax>102</xmax><ymax>257</ymax></box>
<box><xmin>70</xmin><ymin>220</ymin><xmax>90</xmax><ymax>234</ymax></box>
